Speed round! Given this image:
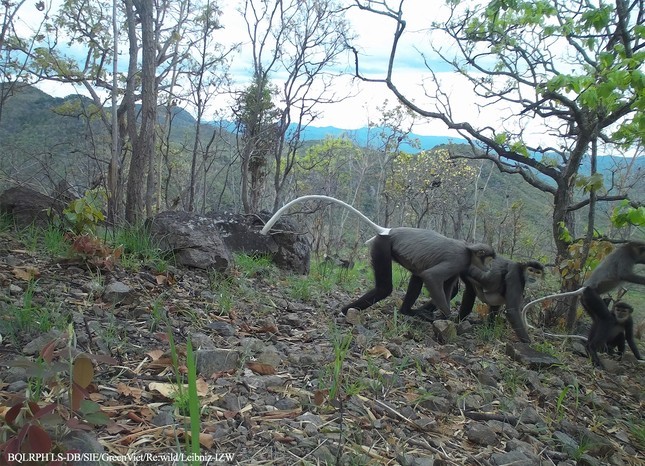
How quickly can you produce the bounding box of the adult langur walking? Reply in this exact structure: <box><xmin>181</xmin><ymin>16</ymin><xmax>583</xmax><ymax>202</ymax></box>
<box><xmin>261</xmin><ymin>195</ymin><xmax>496</xmax><ymax>318</ymax></box>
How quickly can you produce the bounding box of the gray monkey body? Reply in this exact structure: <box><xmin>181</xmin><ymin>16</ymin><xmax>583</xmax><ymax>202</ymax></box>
<box><xmin>388</xmin><ymin>228</ymin><xmax>478</xmax><ymax>276</ymax></box>
<box><xmin>583</xmin><ymin>241</ymin><xmax>645</xmax><ymax>293</ymax></box>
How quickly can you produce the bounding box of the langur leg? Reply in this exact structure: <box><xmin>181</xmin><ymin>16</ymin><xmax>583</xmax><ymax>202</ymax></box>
<box><xmin>341</xmin><ymin>235</ymin><xmax>393</xmax><ymax>314</ymax></box>
<box><xmin>419</xmin><ymin>266</ymin><xmax>455</xmax><ymax>318</ymax></box>
<box><xmin>415</xmin><ymin>275</ymin><xmax>460</xmax><ymax>320</ymax></box>
<box><xmin>502</xmin><ymin>265</ymin><xmax>532</xmax><ymax>343</ymax></box>
<box><xmin>399</xmin><ymin>275</ymin><xmax>423</xmax><ymax>316</ymax></box>
<box><xmin>582</xmin><ymin>288</ymin><xmax>610</xmax><ymax>367</ymax></box>
<box><xmin>458</xmin><ymin>280</ymin><xmax>476</xmax><ymax>322</ymax></box>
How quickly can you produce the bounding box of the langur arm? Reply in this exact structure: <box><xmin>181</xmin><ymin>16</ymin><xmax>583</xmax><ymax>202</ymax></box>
<box><xmin>458</xmin><ymin>278</ymin><xmax>476</xmax><ymax>321</ymax></box>
<box><xmin>466</xmin><ymin>265</ymin><xmax>496</xmax><ymax>288</ymax></box>
<box><xmin>623</xmin><ymin>273</ymin><xmax>645</xmax><ymax>286</ymax></box>
<box><xmin>625</xmin><ymin>321</ymin><xmax>643</xmax><ymax>360</ymax></box>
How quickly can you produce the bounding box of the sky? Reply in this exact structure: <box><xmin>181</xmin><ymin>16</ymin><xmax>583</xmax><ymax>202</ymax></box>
<box><xmin>11</xmin><ymin>0</ymin><xmax>538</xmax><ymax>142</ymax></box>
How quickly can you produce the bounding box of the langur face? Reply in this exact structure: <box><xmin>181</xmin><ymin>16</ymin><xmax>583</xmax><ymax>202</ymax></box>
<box><xmin>525</xmin><ymin>266</ymin><xmax>544</xmax><ymax>286</ymax></box>
<box><xmin>612</xmin><ymin>302</ymin><xmax>633</xmax><ymax>323</ymax></box>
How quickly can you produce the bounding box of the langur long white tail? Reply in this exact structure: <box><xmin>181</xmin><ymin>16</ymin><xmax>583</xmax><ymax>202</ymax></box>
<box><xmin>521</xmin><ymin>287</ymin><xmax>586</xmax><ymax>330</ymax></box>
<box><xmin>260</xmin><ymin>195</ymin><xmax>390</xmax><ymax>236</ymax></box>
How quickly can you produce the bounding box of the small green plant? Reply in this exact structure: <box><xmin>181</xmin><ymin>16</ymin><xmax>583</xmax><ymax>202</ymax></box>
<box><xmin>209</xmin><ymin>271</ymin><xmax>237</xmax><ymax>315</ymax></box>
<box><xmin>43</xmin><ymin>224</ymin><xmax>70</xmax><ymax>257</ymax></box>
<box><xmin>475</xmin><ymin>316</ymin><xmax>507</xmax><ymax>342</ymax></box>
<box><xmin>235</xmin><ymin>253</ymin><xmax>273</xmax><ymax>278</ymax></box>
<box><xmin>326</xmin><ymin>324</ymin><xmax>353</xmax><ymax>401</ymax></box>
<box><xmin>0</xmin><ymin>329</ymin><xmax>112</xmax><ymax>464</ymax></box>
<box><xmin>555</xmin><ymin>383</ymin><xmax>580</xmax><ymax>421</ymax></box>
<box><xmin>627</xmin><ymin>420</ymin><xmax>645</xmax><ymax>451</ymax></box>
<box><xmin>149</xmin><ymin>295</ymin><xmax>168</xmax><ymax>332</ymax></box>
<box><xmin>185</xmin><ymin>338</ymin><xmax>201</xmax><ymax>465</ymax></box>
<box><xmin>112</xmin><ymin>226</ymin><xmax>167</xmax><ymax>271</ymax></box>
<box><xmin>285</xmin><ymin>275</ymin><xmax>313</xmax><ymax>301</ymax></box>
<box><xmin>18</xmin><ymin>224</ymin><xmax>41</xmax><ymax>252</ymax></box>
<box><xmin>533</xmin><ymin>341</ymin><xmax>560</xmax><ymax>359</ymax></box>
<box><xmin>0</xmin><ymin>281</ymin><xmax>67</xmax><ymax>343</ymax></box>
<box><xmin>500</xmin><ymin>366</ymin><xmax>526</xmax><ymax>396</ymax></box>
<box><xmin>63</xmin><ymin>188</ymin><xmax>106</xmax><ymax>234</ymax></box>
<box><xmin>0</xmin><ymin>212</ymin><xmax>14</xmax><ymax>232</ymax></box>
<box><xmin>384</xmin><ymin>308</ymin><xmax>412</xmax><ymax>340</ymax></box>
<box><xmin>571</xmin><ymin>435</ymin><xmax>593</xmax><ymax>461</ymax></box>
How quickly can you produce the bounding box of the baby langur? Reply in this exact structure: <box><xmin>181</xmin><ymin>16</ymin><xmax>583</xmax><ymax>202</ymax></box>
<box><xmin>521</xmin><ymin>240</ymin><xmax>645</xmax><ymax>323</ymax></box>
<box><xmin>521</xmin><ymin>240</ymin><xmax>645</xmax><ymax>367</ymax></box>
<box><xmin>261</xmin><ymin>195</ymin><xmax>495</xmax><ymax>317</ymax></box>
<box><xmin>581</xmin><ymin>289</ymin><xmax>642</xmax><ymax>367</ymax></box>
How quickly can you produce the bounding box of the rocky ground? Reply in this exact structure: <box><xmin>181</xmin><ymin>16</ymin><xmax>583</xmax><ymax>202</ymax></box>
<box><xmin>0</xmin><ymin>230</ymin><xmax>643</xmax><ymax>466</ymax></box>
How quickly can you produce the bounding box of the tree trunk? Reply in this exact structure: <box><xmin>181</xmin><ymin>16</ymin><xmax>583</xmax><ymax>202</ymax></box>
<box><xmin>125</xmin><ymin>0</ymin><xmax>156</xmax><ymax>224</ymax></box>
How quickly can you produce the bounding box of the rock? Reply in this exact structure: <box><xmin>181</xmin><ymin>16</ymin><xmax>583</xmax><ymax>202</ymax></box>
<box><xmin>256</xmin><ymin>349</ymin><xmax>282</xmax><ymax>367</ymax></box>
<box><xmin>344</xmin><ymin>308</ymin><xmax>362</xmax><ymax>325</ymax></box>
<box><xmin>519</xmin><ymin>406</ymin><xmax>544</xmax><ymax>425</ymax></box>
<box><xmin>432</xmin><ymin>320</ymin><xmax>456</xmax><ymax>343</ymax></box>
<box><xmin>189</xmin><ymin>332</ymin><xmax>217</xmax><ymax>350</ymax></box>
<box><xmin>195</xmin><ymin>349</ymin><xmax>240</xmax><ymax>375</ymax></box>
<box><xmin>490</xmin><ymin>450</ymin><xmax>535</xmax><ymax>466</ymax></box>
<box><xmin>506</xmin><ymin>342</ymin><xmax>560</xmax><ymax>368</ymax></box>
<box><xmin>457</xmin><ymin>319</ymin><xmax>473</xmax><ymax>335</ymax></box>
<box><xmin>553</xmin><ymin>430</ymin><xmax>579</xmax><ymax>456</ymax></box>
<box><xmin>147</xmin><ymin>211</ymin><xmax>233</xmax><ymax>271</ymax></box>
<box><xmin>207</xmin><ymin>210</ymin><xmax>310</xmax><ymax>274</ymax></box>
<box><xmin>60</xmin><ymin>431</ymin><xmax>110</xmax><ymax>466</ymax></box>
<box><xmin>0</xmin><ymin>186</ymin><xmax>65</xmax><ymax>227</ymax></box>
<box><xmin>207</xmin><ymin>321</ymin><xmax>237</xmax><ymax>337</ymax></box>
<box><xmin>465</xmin><ymin>422</ymin><xmax>498</xmax><ymax>446</ymax></box>
<box><xmin>102</xmin><ymin>280</ymin><xmax>135</xmax><ymax>305</ymax></box>
<box><xmin>22</xmin><ymin>329</ymin><xmax>66</xmax><ymax>355</ymax></box>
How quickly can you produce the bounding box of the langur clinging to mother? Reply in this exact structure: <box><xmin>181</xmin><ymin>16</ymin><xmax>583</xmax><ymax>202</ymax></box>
<box><xmin>261</xmin><ymin>195</ymin><xmax>496</xmax><ymax>318</ymax></box>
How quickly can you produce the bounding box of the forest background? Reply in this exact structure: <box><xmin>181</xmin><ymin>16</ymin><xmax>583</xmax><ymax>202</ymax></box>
<box><xmin>1</xmin><ymin>0</ymin><xmax>644</xmax><ymax>325</ymax></box>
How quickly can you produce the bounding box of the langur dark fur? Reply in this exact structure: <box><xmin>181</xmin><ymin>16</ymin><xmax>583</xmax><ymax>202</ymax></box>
<box><xmin>412</xmin><ymin>258</ymin><xmax>544</xmax><ymax>342</ymax></box>
<box><xmin>581</xmin><ymin>289</ymin><xmax>642</xmax><ymax>367</ymax></box>
<box><xmin>261</xmin><ymin>195</ymin><xmax>495</xmax><ymax>317</ymax></box>
<box><xmin>460</xmin><ymin>259</ymin><xmax>544</xmax><ymax>343</ymax></box>
<box><xmin>580</xmin><ymin>241</ymin><xmax>645</xmax><ymax>367</ymax></box>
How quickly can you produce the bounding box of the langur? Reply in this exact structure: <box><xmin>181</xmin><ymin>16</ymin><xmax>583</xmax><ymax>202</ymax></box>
<box><xmin>460</xmin><ymin>259</ymin><xmax>544</xmax><ymax>343</ymax></box>
<box><xmin>520</xmin><ymin>240</ymin><xmax>645</xmax><ymax>367</ymax></box>
<box><xmin>409</xmin><ymin>258</ymin><xmax>544</xmax><ymax>342</ymax></box>
<box><xmin>581</xmin><ymin>289</ymin><xmax>642</xmax><ymax>367</ymax></box>
<box><xmin>261</xmin><ymin>195</ymin><xmax>495</xmax><ymax>317</ymax></box>
<box><xmin>521</xmin><ymin>240</ymin><xmax>645</xmax><ymax>323</ymax></box>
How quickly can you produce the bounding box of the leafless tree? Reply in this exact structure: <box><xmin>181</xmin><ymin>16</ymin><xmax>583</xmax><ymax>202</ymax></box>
<box><xmin>239</xmin><ymin>0</ymin><xmax>353</xmax><ymax>213</ymax></box>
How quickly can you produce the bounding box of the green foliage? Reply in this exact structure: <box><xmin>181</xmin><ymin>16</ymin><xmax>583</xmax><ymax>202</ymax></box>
<box><xmin>42</xmin><ymin>224</ymin><xmax>70</xmax><ymax>257</ymax></box>
<box><xmin>234</xmin><ymin>253</ymin><xmax>274</xmax><ymax>278</ymax></box>
<box><xmin>208</xmin><ymin>271</ymin><xmax>237</xmax><ymax>315</ymax></box>
<box><xmin>112</xmin><ymin>226</ymin><xmax>167</xmax><ymax>271</ymax></box>
<box><xmin>611</xmin><ymin>200</ymin><xmax>645</xmax><ymax>227</ymax></box>
<box><xmin>575</xmin><ymin>173</ymin><xmax>604</xmax><ymax>194</ymax></box>
<box><xmin>0</xmin><ymin>281</ymin><xmax>67</xmax><ymax>343</ymax></box>
<box><xmin>63</xmin><ymin>189</ymin><xmax>106</xmax><ymax>235</ymax></box>
<box><xmin>185</xmin><ymin>338</ymin><xmax>201</xmax><ymax>465</ymax></box>
<box><xmin>475</xmin><ymin>316</ymin><xmax>507</xmax><ymax>342</ymax></box>
<box><xmin>0</xmin><ymin>332</ymin><xmax>111</xmax><ymax>463</ymax></box>
<box><xmin>327</xmin><ymin>325</ymin><xmax>353</xmax><ymax>401</ymax></box>
<box><xmin>559</xmin><ymin>239</ymin><xmax>613</xmax><ymax>283</ymax></box>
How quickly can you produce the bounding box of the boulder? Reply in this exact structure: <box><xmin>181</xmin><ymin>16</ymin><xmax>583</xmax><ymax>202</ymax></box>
<box><xmin>207</xmin><ymin>211</ymin><xmax>310</xmax><ymax>274</ymax></box>
<box><xmin>0</xmin><ymin>186</ymin><xmax>65</xmax><ymax>227</ymax></box>
<box><xmin>147</xmin><ymin>211</ymin><xmax>232</xmax><ymax>271</ymax></box>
